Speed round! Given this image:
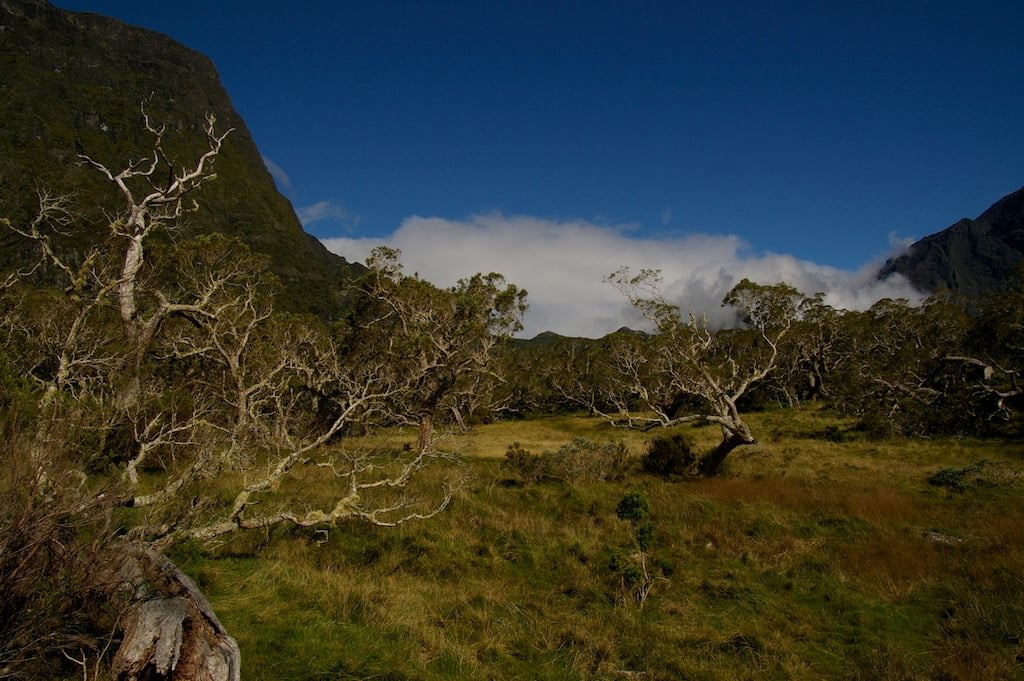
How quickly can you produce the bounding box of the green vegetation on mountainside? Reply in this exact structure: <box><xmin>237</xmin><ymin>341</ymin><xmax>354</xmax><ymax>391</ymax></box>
<box><xmin>0</xmin><ymin>0</ymin><xmax>361</xmax><ymax>319</ymax></box>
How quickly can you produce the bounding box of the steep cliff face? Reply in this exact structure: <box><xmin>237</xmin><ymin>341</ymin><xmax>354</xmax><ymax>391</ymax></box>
<box><xmin>0</xmin><ymin>0</ymin><xmax>360</xmax><ymax>318</ymax></box>
<box><xmin>879</xmin><ymin>186</ymin><xmax>1024</xmax><ymax>296</ymax></box>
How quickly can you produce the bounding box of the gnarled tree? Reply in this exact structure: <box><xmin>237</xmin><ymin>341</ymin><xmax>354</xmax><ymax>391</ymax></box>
<box><xmin>345</xmin><ymin>247</ymin><xmax>528</xmax><ymax>452</ymax></box>
<box><xmin>834</xmin><ymin>295</ymin><xmax>975</xmax><ymax>436</ymax></box>
<box><xmin>605</xmin><ymin>269</ymin><xmax>803</xmax><ymax>476</ymax></box>
<box><xmin>1</xmin><ymin>110</ymin><xmax>527</xmax><ymax>679</ymax></box>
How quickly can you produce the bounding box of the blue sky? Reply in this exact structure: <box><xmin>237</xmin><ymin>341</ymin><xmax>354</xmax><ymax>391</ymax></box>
<box><xmin>55</xmin><ymin>1</ymin><xmax>1024</xmax><ymax>336</ymax></box>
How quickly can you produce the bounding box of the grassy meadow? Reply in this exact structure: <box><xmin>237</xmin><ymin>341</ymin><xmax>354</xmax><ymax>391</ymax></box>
<box><xmin>170</xmin><ymin>407</ymin><xmax>1024</xmax><ymax>680</ymax></box>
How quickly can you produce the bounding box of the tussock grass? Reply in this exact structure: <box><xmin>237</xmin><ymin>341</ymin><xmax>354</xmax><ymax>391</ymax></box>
<box><xmin>168</xmin><ymin>406</ymin><xmax>1024</xmax><ymax>680</ymax></box>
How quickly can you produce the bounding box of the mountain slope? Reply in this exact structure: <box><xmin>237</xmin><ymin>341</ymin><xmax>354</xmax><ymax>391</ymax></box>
<box><xmin>0</xmin><ymin>0</ymin><xmax>361</xmax><ymax>318</ymax></box>
<box><xmin>879</xmin><ymin>186</ymin><xmax>1024</xmax><ymax>296</ymax></box>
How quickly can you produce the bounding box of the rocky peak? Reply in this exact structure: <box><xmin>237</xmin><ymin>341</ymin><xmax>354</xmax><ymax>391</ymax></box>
<box><xmin>878</xmin><ymin>186</ymin><xmax>1024</xmax><ymax>296</ymax></box>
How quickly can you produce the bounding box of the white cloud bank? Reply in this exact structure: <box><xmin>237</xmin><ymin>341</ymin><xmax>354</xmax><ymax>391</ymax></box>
<box><xmin>322</xmin><ymin>214</ymin><xmax>920</xmax><ymax>338</ymax></box>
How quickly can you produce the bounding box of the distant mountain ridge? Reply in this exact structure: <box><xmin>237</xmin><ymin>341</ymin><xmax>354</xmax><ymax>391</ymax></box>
<box><xmin>879</xmin><ymin>186</ymin><xmax>1024</xmax><ymax>296</ymax></box>
<box><xmin>0</xmin><ymin>0</ymin><xmax>361</xmax><ymax>318</ymax></box>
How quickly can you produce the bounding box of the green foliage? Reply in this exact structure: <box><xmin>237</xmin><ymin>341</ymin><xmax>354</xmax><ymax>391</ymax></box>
<box><xmin>607</xmin><ymin>550</ymin><xmax>644</xmax><ymax>587</ymax></box>
<box><xmin>503</xmin><ymin>437</ymin><xmax>632</xmax><ymax>484</ymax></box>
<box><xmin>502</xmin><ymin>264</ymin><xmax>1024</xmax><ymax>444</ymax></box>
<box><xmin>502</xmin><ymin>441</ymin><xmax>542</xmax><ymax>482</ymax></box>
<box><xmin>926</xmin><ymin>460</ymin><xmax>1018</xmax><ymax>492</ymax></box>
<box><xmin>642</xmin><ymin>434</ymin><xmax>695</xmax><ymax>477</ymax></box>
<box><xmin>721</xmin><ymin>278</ymin><xmax>803</xmax><ymax>330</ymax></box>
<box><xmin>343</xmin><ymin>246</ymin><xmax>527</xmax><ymax>446</ymax></box>
<box><xmin>830</xmin><ymin>294</ymin><xmax>1012</xmax><ymax>438</ymax></box>
<box><xmin>615</xmin><ymin>490</ymin><xmax>651</xmax><ymax>523</ymax></box>
<box><xmin>634</xmin><ymin>519</ymin><xmax>655</xmax><ymax>553</ymax></box>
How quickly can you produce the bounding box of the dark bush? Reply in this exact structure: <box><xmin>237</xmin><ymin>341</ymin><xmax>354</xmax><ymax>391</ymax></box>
<box><xmin>608</xmin><ymin>551</ymin><xmax>643</xmax><ymax>587</ymax></box>
<box><xmin>615</xmin><ymin>490</ymin><xmax>651</xmax><ymax>523</ymax></box>
<box><xmin>642</xmin><ymin>434</ymin><xmax>695</xmax><ymax>478</ymax></box>
<box><xmin>821</xmin><ymin>425</ymin><xmax>845</xmax><ymax>443</ymax></box>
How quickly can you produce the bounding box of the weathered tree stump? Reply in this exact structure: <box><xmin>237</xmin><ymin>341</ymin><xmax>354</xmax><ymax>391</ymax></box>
<box><xmin>108</xmin><ymin>544</ymin><xmax>240</xmax><ymax>681</ymax></box>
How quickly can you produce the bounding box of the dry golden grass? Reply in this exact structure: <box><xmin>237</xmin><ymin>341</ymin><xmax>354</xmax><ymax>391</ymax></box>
<box><xmin>843</xmin><ymin>487</ymin><xmax>923</xmax><ymax>524</ymax></box>
<box><xmin>978</xmin><ymin>509</ymin><xmax>1024</xmax><ymax>547</ymax></box>
<box><xmin>698</xmin><ymin>476</ymin><xmax>827</xmax><ymax>511</ymax></box>
<box><xmin>840</xmin><ymin>532</ymin><xmax>943</xmax><ymax>601</ymax></box>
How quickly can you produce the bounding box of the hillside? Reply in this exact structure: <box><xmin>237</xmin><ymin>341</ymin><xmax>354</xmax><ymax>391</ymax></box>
<box><xmin>176</xmin><ymin>411</ymin><xmax>1024</xmax><ymax>680</ymax></box>
<box><xmin>879</xmin><ymin>186</ymin><xmax>1024</xmax><ymax>296</ymax></box>
<box><xmin>0</xmin><ymin>0</ymin><xmax>361</xmax><ymax>318</ymax></box>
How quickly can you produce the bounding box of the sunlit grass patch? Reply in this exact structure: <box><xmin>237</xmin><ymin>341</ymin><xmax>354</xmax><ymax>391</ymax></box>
<box><xmin>460</xmin><ymin>414</ymin><xmax>653</xmax><ymax>459</ymax></box>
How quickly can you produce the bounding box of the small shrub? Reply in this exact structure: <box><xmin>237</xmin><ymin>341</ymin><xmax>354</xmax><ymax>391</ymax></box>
<box><xmin>609</xmin><ymin>491</ymin><xmax>659</xmax><ymax>607</ymax></box>
<box><xmin>504</xmin><ymin>438</ymin><xmax>632</xmax><ymax>484</ymax></box>
<box><xmin>642</xmin><ymin>434</ymin><xmax>695</xmax><ymax>477</ymax></box>
<box><xmin>545</xmin><ymin>437</ymin><xmax>631</xmax><ymax>483</ymax></box>
<box><xmin>928</xmin><ymin>466</ymin><xmax>971</xmax><ymax>492</ymax></box>
<box><xmin>821</xmin><ymin>425</ymin><xmax>845</xmax><ymax>443</ymax></box>
<box><xmin>502</xmin><ymin>441</ymin><xmax>541</xmax><ymax>483</ymax></box>
<box><xmin>927</xmin><ymin>460</ymin><xmax>1017</xmax><ymax>492</ymax></box>
<box><xmin>615</xmin><ymin>490</ymin><xmax>651</xmax><ymax>524</ymax></box>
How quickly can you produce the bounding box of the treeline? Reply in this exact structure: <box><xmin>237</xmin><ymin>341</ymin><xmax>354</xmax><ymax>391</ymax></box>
<box><xmin>498</xmin><ymin>277</ymin><xmax>1023</xmax><ymax>441</ymax></box>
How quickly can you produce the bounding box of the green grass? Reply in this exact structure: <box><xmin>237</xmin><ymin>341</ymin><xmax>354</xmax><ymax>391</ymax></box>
<box><xmin>169</xmin><ymin>405</ymin><xmax>1024</xmax><ymax>680</ymax></box>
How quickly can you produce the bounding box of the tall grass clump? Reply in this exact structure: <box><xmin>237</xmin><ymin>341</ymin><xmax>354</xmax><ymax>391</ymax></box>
<box><xmin>0</xmin><ymin>418</ymin><xmax>121</xmax><ymax>679</ymax></box>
